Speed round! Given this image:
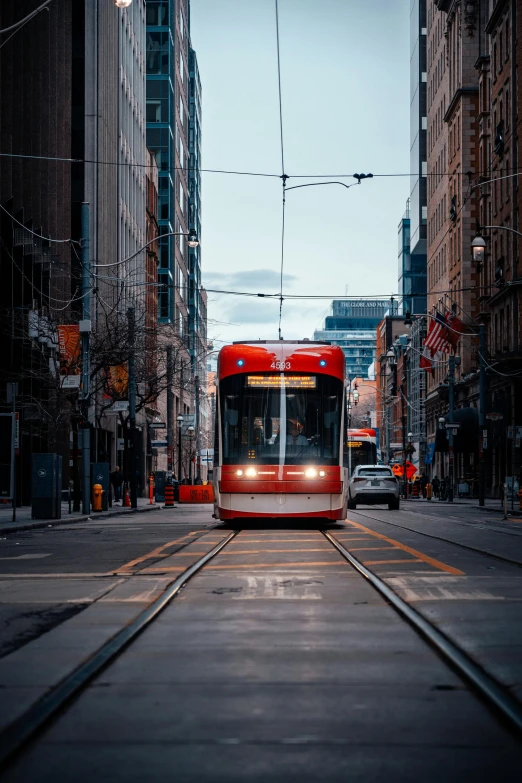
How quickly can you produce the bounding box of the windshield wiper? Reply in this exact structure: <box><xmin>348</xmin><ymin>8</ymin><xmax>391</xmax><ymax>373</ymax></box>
<box><xmin>286</xmin><ymin>434</ymin><xmax>320</xmax><ymax>465</ymax></box>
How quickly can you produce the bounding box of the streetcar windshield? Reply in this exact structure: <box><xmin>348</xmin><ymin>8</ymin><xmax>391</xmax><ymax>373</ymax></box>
<box><xmin>219</xmin><ymin>373</ymin><xmax>343</xmax><ymax>466</ymax></box>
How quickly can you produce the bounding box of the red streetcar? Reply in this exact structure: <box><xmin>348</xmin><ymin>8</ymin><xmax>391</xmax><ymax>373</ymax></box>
<box><xmin>213</xmin><ymin>340</ymin><xmax>348</xmax><ymax>521</ymax></box>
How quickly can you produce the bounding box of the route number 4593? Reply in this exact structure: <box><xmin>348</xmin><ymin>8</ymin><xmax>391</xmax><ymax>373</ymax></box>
<box><xmin>271</xmin><ymin>360</ymin><xmax>291</xmax><ymax>370</ymax></box>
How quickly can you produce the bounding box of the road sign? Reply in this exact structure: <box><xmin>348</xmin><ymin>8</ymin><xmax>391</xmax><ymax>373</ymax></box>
<box><xmin>105</xmin><ymin>401</ymin><xmax>129</xmax><ymax>414</ymax></box>
<box><xmin>445</xmin><ymin>422</ymin><xmax>461</xmax><ymax>430</ymax></box>
<box><xmin>149</xmin><ymin>422</ymin><xmax>166</xmax><ymax>429</ymax></box>
<box><xmin>151</xmin><ymin>439</ymin><xmax>168</xmax><ymax>448</ymax></box>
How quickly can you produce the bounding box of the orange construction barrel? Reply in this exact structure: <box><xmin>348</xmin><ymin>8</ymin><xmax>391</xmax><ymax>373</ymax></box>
<box><xmin>164</xmin><ymin>483</ymin><xmax>175</xmax><ymax>508</ymax></box>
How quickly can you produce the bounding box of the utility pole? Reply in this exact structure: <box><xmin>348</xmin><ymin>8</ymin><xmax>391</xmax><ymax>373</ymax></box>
<box><xmin>166</xmin><ymin>345</ymin><xmax>174</xmax><ymax>483</ymax></box>
<box><xmin>448</xmin><ymin>354</ymin><xmax>455</xmax><ymax>503</ymax></box>
<box><xmin>80</xmin><ymin>203</ymin><xmax>91</xmax><ymax>515</ymax></box>
<box><xmin>478</xmin><ymin>324</ymin><xmax>486</xmax><ymax>506</ymax></box>
<box><xmin>195</xmin><ymin>374</ymin><xmax>201</xmax><ymax>483</ymax></box>
<box><xmin>401</xmin><ymin>387</ymin><xmax>407</xmax><ymax>498</ymax></box>
<box><xmin>386</xmin><ymin>400</ymin><xmax>391</xmax><ymax>464</ymax></box>
<box><xmin>127</xmin><ymin>306</ymin><xmax>137</xmax><ymax>509</ymax></box>
<box><xmin>179</xmin><ymin>362</ymin><xmax>184</xmax><ymax>480</ymax></box>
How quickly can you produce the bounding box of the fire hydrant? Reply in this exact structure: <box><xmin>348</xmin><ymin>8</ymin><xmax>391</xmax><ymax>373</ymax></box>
<box><xmin>426</xmin><ymin>483</ymin><xmax>433</xmax><ymax>501</ymax></box>
<box><xmin>93</xmin><ymin>483</ymin><xmax>103</xmax><ymax>512</ymax></box>
<box><xmin>518</xmin><ymin>487</ymin><xmax>522</xmax><ymax>511</ymax></box>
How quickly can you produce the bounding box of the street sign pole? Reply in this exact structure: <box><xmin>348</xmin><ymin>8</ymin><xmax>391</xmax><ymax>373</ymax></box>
<box><xmin>478</xmin><ymin>324</ymin><xmax>486</xmax><ymax>507</ymax></box>
<box><xmin>80</xmin><ymin>203</ymin><xmax>91</xmax><ymax>515</ymax></box>
<box><xmin>6</xmin><ymin>383</ymin><xmax>18</xmax><ymax>523</ymax></box>
<box><xmin>448</xmin><ymin>355</ymin><xmax>455</xmax><ymax>503</ymax></box>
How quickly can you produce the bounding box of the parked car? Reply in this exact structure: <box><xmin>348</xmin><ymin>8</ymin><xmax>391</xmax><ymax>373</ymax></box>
<box><xmin>348</xmin><ymin>465</ymin><xmax>400</xmax><ymax>510</ymax></box>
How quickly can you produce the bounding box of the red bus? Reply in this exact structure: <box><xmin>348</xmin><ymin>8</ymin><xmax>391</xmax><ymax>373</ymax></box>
<box><xmin>213</xmin><ymin>340</ymin><xmax>348</xmax><ymax>521</ymax></box>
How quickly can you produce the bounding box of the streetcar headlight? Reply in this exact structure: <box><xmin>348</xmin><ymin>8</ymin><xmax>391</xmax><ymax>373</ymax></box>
<box><xmin>305</xmin><ymin>467</ymin><xmax>317</xmax><ymax>479</ymax></box>
<box><xmin>245</xmin><ymin>467</ymin><xmax>257</xmax><ymax>478</ymax></box>
<box><xmin>236</xmin><ymin>469</ymin><xmax>244</xmax><ymax>477</ymax></box>
<box><xmin>319</xmin><ymin>470</ymin><xmax>326</xmax><ymax>478</ymax></box>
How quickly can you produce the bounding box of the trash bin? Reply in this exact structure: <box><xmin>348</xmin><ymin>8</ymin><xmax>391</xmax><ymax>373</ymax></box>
<box><xmin>32</xmin><ymin>454</ymin><xmax>62</xmax><ymax>519</ymax></box>
<box><xmin>154</xmin><ymin>471</ymin><xmax>166</xmax><ymax>503</ymax></box>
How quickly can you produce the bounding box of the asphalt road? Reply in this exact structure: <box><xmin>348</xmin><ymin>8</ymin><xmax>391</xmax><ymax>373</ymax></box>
<box><xmin>1</xmin><ymin>501</ymin><xmax>522</xmax><ymax>781</ymax></box>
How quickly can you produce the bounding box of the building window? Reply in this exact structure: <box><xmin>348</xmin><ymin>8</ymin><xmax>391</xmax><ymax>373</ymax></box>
<box><xmin>146</xmin><ymin>101</ymin><xmax>161</xmax><ymax>123</ymax></box>
<box><xmin>179</xmin><ymin>183</ymin><xmax>184</xmax><ymax>214</ymax></box>
<box><xmin>180</xmin><ymin>52</ymin><xmax>184</xmax><ymax>84</ymax></box>
<box><xmin>179</xmin><ymin>96</ymin><xmax>184</xmax><ymax>126</ymax></box>
<box><xmin>146</xmin><ymin>1</ymin><xmax>169</xmax><ymax>26</ymax></box>
<box><xmin>179</xmin><ymin>8</ymin><xmax>184</xmax><ymax>39</ymax></box>
<box><xmin>146</xmin><ymin>32</ymin><xmax>169</xmax><ymax>74</ymax></box>
<box><xmin>159</xmin><ymin>273</ymin><xmax>169</xmax><ymax>319</ymax></box>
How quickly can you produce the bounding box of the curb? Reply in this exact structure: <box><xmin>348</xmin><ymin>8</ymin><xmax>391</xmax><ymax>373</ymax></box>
<box><xmin>0</xmin><ymin>504</ymin><xmax>161</xmax><ymax>535</ymax></box>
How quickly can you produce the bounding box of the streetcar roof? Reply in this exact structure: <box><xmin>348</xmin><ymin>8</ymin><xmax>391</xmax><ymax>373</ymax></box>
<box><xmin>217</xmin><ymin>341</ymin><xmax>345</xmax><ymax>381</ymax></box>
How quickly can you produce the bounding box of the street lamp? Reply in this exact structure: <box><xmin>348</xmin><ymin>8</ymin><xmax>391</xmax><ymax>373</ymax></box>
<box><xmin>187</xmin><ymin>230</ymin><xmax>199</xmax><ymax>248</ymax></box>
<box><xmin>471</xmin><ymin>234</ymin><xmax>486</xmax><ymax>266</ymax></box>
<box><xmin>177</xmin><ymin>415</ymin><xmax>183</xmax><ymax>483</ymax></box>
<box><xmin>115</xmin><ymin>0</ymin><xmax>133</xmax><ymax>7</ymax></box>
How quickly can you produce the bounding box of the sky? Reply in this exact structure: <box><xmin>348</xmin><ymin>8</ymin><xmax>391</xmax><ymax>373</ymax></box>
<box><xmin>190</xmin><ymin>0</ymin><xmax>411</xmax><ymax>348</ymax></box>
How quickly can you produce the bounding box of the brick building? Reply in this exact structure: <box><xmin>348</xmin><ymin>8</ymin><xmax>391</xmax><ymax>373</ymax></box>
<box><xmin>421</xmin><ymin>0</ymin><xmax>522</xmax><ymax>496</ymax></box>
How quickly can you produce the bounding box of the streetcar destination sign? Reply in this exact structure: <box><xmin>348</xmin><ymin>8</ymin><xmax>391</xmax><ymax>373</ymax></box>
<box><xmin>247</xmin><ymin>375</ymin><xmax>316</xmax><ymax>389</ymax></box>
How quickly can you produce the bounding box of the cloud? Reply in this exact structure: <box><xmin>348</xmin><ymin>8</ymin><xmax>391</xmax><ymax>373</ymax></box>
<box><xmin>204</xmin><ymin>268</ymin><xmax>297</xmax><ymax>291</ymax></box>
<box><xmin>221</xmin><ymin>297</ymin><xmax>281</xmax><ymax>325</ymax></box>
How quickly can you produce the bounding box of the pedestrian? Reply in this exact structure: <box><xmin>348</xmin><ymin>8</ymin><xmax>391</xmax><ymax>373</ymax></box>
<box><xmin>432</xmin><ymin>475</ymin><xmax>440</xmax><ymax>499</ymax></box>
<box><xmin>110</xmin><ymin>466</ymin><xmax>124</xmax><ymax>504</ymax></box>
<box><xmin>420</xmin><ymin>473</ymin><xmax>428</xmax><ymax>498</ymax></box>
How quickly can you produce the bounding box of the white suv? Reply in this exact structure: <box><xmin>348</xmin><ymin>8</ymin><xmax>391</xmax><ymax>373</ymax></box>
<box><xmin>348</xmin><ymin>465</ymin><xmax>400</xmax><ymax>510</ymax></box>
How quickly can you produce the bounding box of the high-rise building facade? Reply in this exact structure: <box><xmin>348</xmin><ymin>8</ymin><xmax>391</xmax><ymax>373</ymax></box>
<box><xmin>146</xmin><ymin>0</ymin><xmax>189</xmax><ymax>329</ymax></box>
<box><xmin>400</xmin><ymin>0</ymin><xmax>427</xmax><ymax>316</ymax></box>
<box><xmin>314</xmin><ymin>300</ymin><xmax>391</xmax><ymax>380</ymax></box>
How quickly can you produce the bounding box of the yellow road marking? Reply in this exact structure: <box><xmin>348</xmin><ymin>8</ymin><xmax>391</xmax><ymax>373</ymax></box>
<box><xmin>345</xmin><ymin>520</ymin><xmax>465</xmax><ymax>575</ymax></box>
<box><xmin>349</xmin><ymin>546</ymin><xmax>399</xmax><ymax>552</ymax></box>
<box><xmin>0</xmin><ymin>572</ymin><xmax>117</xmax><ymax>578</ymax></box>
<box><xmin>362</xmin><ymin>559</ymin><xmax>421</xmax><ymax>566</ymax></box>
<box><xmin>232</xmin><ymin>538</ymin><xmax>323</xmax><ymax>543</ymax></box>
<box><xmin>141</xmin><ymin>561</ymin><xmax>348</xmax><ymax>573</ymax></box>
<box><xmin>115</xmin><ymin>535</ymin><xmax>203</xmax><ymax>572</ymax></box>
<box><xmin>171</xmin><ymin>548</ymin><xmax>336</xmax><ymax>556</ymax></box>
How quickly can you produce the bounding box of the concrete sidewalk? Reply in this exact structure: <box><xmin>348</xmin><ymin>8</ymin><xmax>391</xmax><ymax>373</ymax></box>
<box><xmin>0</xmin><ymin>497</ymin><xmax>163</xmax><ymax>535</ymax></box>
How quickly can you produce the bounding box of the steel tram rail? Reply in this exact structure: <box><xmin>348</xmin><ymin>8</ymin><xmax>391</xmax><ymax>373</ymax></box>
<box><xmin>343</xmin><ymin>508</ymin><xmax>522</xmax><ymax>569</ymax></box>
<box><xmin>322</xmin><ymin>529</ymin><xmax>522</xmax><ymax>736</ymax></box>
<box><xmin>0</xmin><ymin>531</ymin><xmax>238</xmax><ymax>770</ymax></box>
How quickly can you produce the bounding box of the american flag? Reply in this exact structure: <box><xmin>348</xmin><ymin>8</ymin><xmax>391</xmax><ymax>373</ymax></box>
<box><xmin>424</xmin><ymin>310</ymin><xmax>450</xmax><ymax>354</ymax></box>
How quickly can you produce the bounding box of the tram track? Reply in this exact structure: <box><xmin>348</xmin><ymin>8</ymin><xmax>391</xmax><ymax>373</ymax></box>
<box><xmin>2</xmin><ymin>522</ymin><xmax>522</xmax><ymax>773</ymax></box>
<box><xmin>322</xmin><ymin>528</ymin><xmax>522</xmax><ymax>738</ymax></box>
<box><xmin>0</xmin><ymin>530</ymin><xmax>238</xmax><ymax>770</ymax></box>
<box><xmin>343</xmin><ymin>508</ymin><xmax>522</xmax><ymax>569</ymax></box>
